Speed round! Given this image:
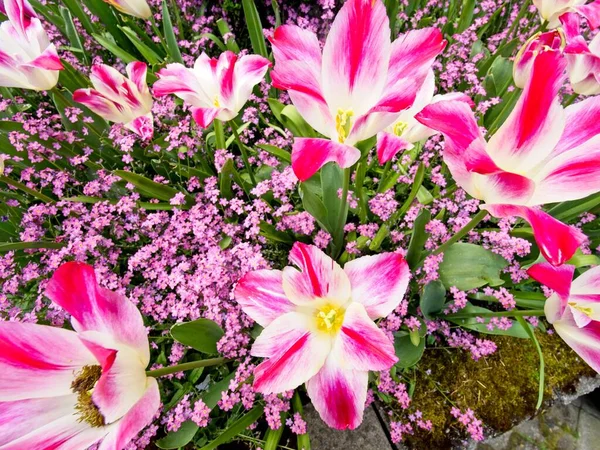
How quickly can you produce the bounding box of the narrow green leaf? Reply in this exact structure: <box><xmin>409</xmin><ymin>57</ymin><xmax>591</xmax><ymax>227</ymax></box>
<box><xmin>517</xmin><ymin>316</ymin><xmax>545</xmax><ymax>409</ymax></box>
<box><xmin>170</xmin><ymin>319</ymin><xmax>225</xmax><ymax>354</ymax></box>
<box><xmin>201</xmin><ymin>372</ymin><xmax>236</xmax><ymax>409</ymax></box>
<box><xmin>259</xmin><ymin>221</ymin><xmax>294</xmax><ymax>244</ymax></box>
<box><xmin>199</xmin><ymin>406</ymin><xmax>264</xmax><ymax>450</ymax></box>
<box><xmin>299</xmin><ymin>183</ymin><xmax>330</xmax><ymax>233</ymax></box>
<box><xmin>119</xmin><ymin>26</ymin><xmax>162</xmax><ymax>64</ymax></box>
<box><xmin>281</xmin><ymin>105</ymin><xmax>316</xmax><ymax>137</ymax></box>
<box><xmin>82</xmin><ymin>0</ymin><xmax>132</xmax><ymax>51</ymax></box>
<box><xmin>256</xmin><ymin>144</ymin><xmax>291</xmax><ymax>163</ymax></box>
<box><xmin>59</xmin><ymin>7</ymin><xmax>88</xmax><ymax>64</ymax></box>
<box><xmin>219</xmin><ymin>158</ymin><xmax>234</xmax><ymax>199</ymax></box>
<box><xmin>405</xmin><ymin>208</ymin><xmax>431</xmax><ymax>269</ymax></box>
<box><xmin>292</xmin><ymin>391</ymin><xmax>311</xmax><ymax>450</ymax></box>
<box><xmin>264</xmin><ymin>413</ymin><xmax>286</xmax><ymax>450</ymax></box>
<box><xmin>93</xmin><ymin>33</ymin><xmax>137</xmax><ymax>63</ymax></box>
<box><xmin>0</xmin><ymin>175</ymin><xmax>55</xmax><ymax>203</ymax></box>
<box><xmin>445</xmin><ymin>303</ymin><xmax>530</xmax><ymax>338</ymax></box>
<box><xmin>162</xmin><ymin>0</ymin><xmax>183</xmax><ymax>63</ymax></box>
<box><xmin>156</xmin><ymin>421</ymin><xmax>199</xmax><ymax>449</ymax></box>
<box><xmin>61</xmin><ymin>0</ymin><xmax>96</xmax><ymax>34</ymax></box>
<box><xmin>420</xmin><ymin>280</ymin><xmax>446</xmax><ymax>320</ymax></box>
<box><xmin>242</xmin><ymin>0</ymin><xmax>268</xmax><ymax>57</ymax></box>
<box><xmin>216</xmin><ymin>18</ymin><xmax>240</xmax><ymax>53</ymax></box>
<box><xmin>321</xmin><ymin>162</ymin><xmax>344</xmax><ymax>231</ymax></box>
<box><xmin>114</xmin><ymin>170</ymin><xmax>191</xmax><ymax>204</ymax></box>
<box><xmin>457</xmin><ymin>0</ymin><xmax>475</xmax><ymax>32</ymax></box>
<box><xmin>0</xmin><ymin>241</ymin><xmax>65</xmax><ymax>252</ymax></box>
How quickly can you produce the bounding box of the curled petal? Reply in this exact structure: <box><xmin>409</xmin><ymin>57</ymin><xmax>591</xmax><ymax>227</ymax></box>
<box><xmin>376</xmin><ymin>131</ymin><xmax>413</xmax><ymax>165</ymax></box>
<box><xmin>291</xmin><ymin>138</ymin><xmax>360</xmax><ymax>182</ymax></box>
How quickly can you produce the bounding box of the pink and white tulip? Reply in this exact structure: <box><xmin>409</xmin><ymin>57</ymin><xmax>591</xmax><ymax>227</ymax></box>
<box><xmin>513</xmin><ymin>30</ymin><xmax>565</xmax><ymax>89</ymax></box>
<box><xmin>103</xmin><ymin>0</ymin><xmax>151</xmax><ymax>19</ymax></box>
<box><xmin>533</xmin><ymin>0</ymin><xmax>600</xmax><ymax>28</ymax></box>
<box><xmin>416</xmin><ymin>50</ymin><xmax>599</xmax><ymax>266</ymax></box>
<box><xmin>528</xmin><ymin>262</ymin><xmax>600</xmax><ymax>373</ymax></box>
<box><xmin>0</xmin><ymin>0</ymin><xmax>63</xmax><ymax>91</ymax></box>
<box><xmin>154</xmin><ymin>51</ymin><xmax>271</xmax><ymax>128</ymax></box>
<box><xmin>376</xmin><ymin>71</ymin><xmax>473</xmax><ymax>164</ymax></box>
<box><xmin>73</xmin><ymin>62</ymin><xmax>154</xmax><ymax>140</ymax></box>
<box><xmin>235</xmin><ymin>242</ymin><xmax>410</xmax><ymax>429</ymax></box>
<box><xmin>560</xmin><ymin>12</ymin><xmax>600</xmax><ymax>95</ymax></box>
<box><xmin>269</xmin><ymin>0</ymin><xmax>446</xmax><ymax>181</ymax></box>
<box><xmin>0</xmin><ymin>262</ymin><xmax>160</xmax><ymax>449</ymax></box>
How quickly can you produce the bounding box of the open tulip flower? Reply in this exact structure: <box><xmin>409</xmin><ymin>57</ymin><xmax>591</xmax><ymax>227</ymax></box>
<box><xmin>376</xmin><ymin>71</ymin><xmax>473</xmax><ymax>164</ymax></box>
<box><xmin>528</xmin><ymin>262</ymin><xmax>600</xmax><ymax>373</ymax></box>
<box><xmin>269</xmin><ymin>0</ymin><xmax>446</xmax><ymax>181</ymax></box>
<box><xmin>560</xmin><ymin>12</ymin><xmax>600</xmax><ymax>95</ymax></box>
<box><xmin>416</xmin><ymin>50</ymin><xmax>600</xmax><ymax>266</ymax></box>
<box><xmin>103</xmin><ymin>0</ymin><xmax>151</xmax><ymax>20</ymax></box>
<box><xmin>235</xmin><ymin>242</ymin><xmax>409</xmax><ymax>429</ymax></box>
<box><xmin>0</xmin><ymin>0</ymin><xmax>63</xmax><ymax>91</ymax></box>
<box><xmin>0</xmin><ymin>262</ymin><xmax>160</xmax><ymax>449</ymax></box>
<box><xmin>153</xmin><ymin>51</ymin><xmax>271</xmax><ymax>129</ymax></box>
<box><xmin>73</xmin><ymin>62</ymin><xmax>154</xmax><ymax>140</ymax></box>
<box><xmin>533</xmin><ymin>0</ymin><xmax>600</xmax><ymax>29</ymax></box>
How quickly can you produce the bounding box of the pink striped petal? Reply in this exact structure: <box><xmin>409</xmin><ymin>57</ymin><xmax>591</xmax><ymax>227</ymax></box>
<box><xmin>126</xmin><ymin>114</ymin><xmax>154</xmax><ymax>140</ymax></box>
<box><xmin>4</xmin><ymin>0</ymin><xmax>37</xmax><ymax>35</ymax></box>
<box><xmin>291</xmin><ymin>138</ymin><xmax>360</xmax><ymax>182</ymax></box>
<box><xmin>0</xmin><ymin>413</ymin><xmax>108</xmax><ymax>450</ymax></box>
<box><xmin>216</xmin><ymin>51</ymin><xmax>237</xmax><ymax>108</ymax></box>
<box><xmin>572</xmin><ymin>265</ymin><xmax>600</xmax><ymax>295</ymax></box>
<box><xmin>233</xmin><ymin>54</ymin><xmax>270</xmax><ymax>111</ymax></box>
<box><xmin>374</xmin><ymin>27</ymin><xmax>446</xmax><ymax>114</ymax></box>
<box><xmin>0</xmin><ymin>395</ymin><xmax>77</xmax><ymax>446</ymax></box>
<box><xmin>191</xmin><ymin>107</ymin><xmax>224</xmax><ymax>128</ymax></box>
<box><xmin>72</xmin><ymin>88</ymin><xmax>123</xmax><ymax>122</ymax></box>
<box><xmin>126</xmin><ymin>61</ymin><xmax>148</xmax><ymax>94</ymax></box>
<box><xmin>79</xmin><ymin>331</ymin><xmax>148</xmax><ymax>425</ymax></box>
<box><xmin>97</xmin><ymin>378</ymin><xmax>160</xmax><ymax>450</ymax></box>
<box><xmin>26</xmin><ymin>45</ymin><xmax>63</xmax><ymax>71</ymax></box>
<box><xmin>252</xmin><ymin>312</ymin><xmax>331</xmax><ymax>393</ymax></box>
<box><xmin>575</xmin><ymin>0</ymin><xmax>600</xmax><ymax>29</ymax></box>
<box><xmin>554</xmin><ymin>314</ymin><xmax>600</xmax><ymax>373</ymax></box>
<box><xmin>344</xmin><ymin>251</ymin><xmax>410</xmax><ymax>319</ymax></box>
<box><xmin>483</xmin><ymin>205</ymin><xmax>587</xmax><ymax>266</ymax></box>
<box><xmin>376</xmin><ymin>132</ymin><xmax>413</xmax><ymax>164</ymax></box>
<box><xmin>321</xmin><ymin>0</ymin><xmax>390</xmax><ymax>116</ymax></box>
<box><xmin>550</xmin><ymin>95</ymin><xmax>600</xmax><ymax>158</ymax></box>
<box><xmin>154</xmin><ymin>63</ymin><xmax>205</xmax><ymax>106</ymax></box>
<box><xmin>487</xmin><ymin>51</ymin><xmax>566</xmax><ymax>173</ymax></box>
<box><xmin>477</xmin><ymin>171</ymin><xmax>536</xmax><ymax>205</ymax></box>
<box><xmin>527</xmin><ymin>262</ymin><xmax>575</xmax><ymax>321</ymax></box>
<box><xmin>282</xmin><ymin>242</ymin><xmax>351</xmax><ymax>304</ymax></box>
<box><xmin>306</xmin><ymin>350</ymin><xmax>368</xmax><ymax>430</ymax></box>
<box><xmin>234</xmin><ymin>269</ymin><xmax>295</xmax><ymax>327</ymax></box>
<box><xmin>335</xmin><ymin>302</ymin><xmax>397</xmax><ymax>370</ymax></box>
<box><xmin>0</xmin><ymin>322</ymin><xmax>95</xmax><ymax>401</ymax></box>
<box><xmin>46</xmin><ymin>262</ymin><xmax>150</xmax><ymax>364</ymax></box>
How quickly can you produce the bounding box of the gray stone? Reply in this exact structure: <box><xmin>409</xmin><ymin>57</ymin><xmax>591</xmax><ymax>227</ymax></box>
<box><xmin>303</xmin><ymin>404</ymin><xmax>393</xmax><ymax>450</ymax></box>
<box><xmin>577</xmin><ymin>409</ymin><xmax>600</xmax><ymax>450</ymax></box>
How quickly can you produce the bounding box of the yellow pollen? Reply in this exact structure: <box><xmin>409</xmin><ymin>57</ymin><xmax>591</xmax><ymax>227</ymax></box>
<box><xmin>569</xmin><ymin>302</ymin><xmax>593</xmax><ymax>317</ymax></box>
<box><xmin>393</xmin><ymin>121</ymin><xmax>408</xmax><ymax>137</ymax></box>
<box><xmin>335</xmin><ymin>108</ymin><xmax>354</xmax><ymax>143</ymax></box>
<box><xmin>213</xmin><ymin>96</ymin><xmax>220</xmax><ymax>107</ymax></box>
<box><xmin>316</xmin><ymin>304</ymin><xmax>345</xmax><ymax>333</ymax></box>
<box><xmin>72</xmin><ymin>365</ymin><xmax>105</xmax><ymax>428</ymax></box>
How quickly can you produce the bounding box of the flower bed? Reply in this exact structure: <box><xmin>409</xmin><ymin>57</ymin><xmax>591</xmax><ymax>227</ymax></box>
<box><xmin>1</xmin><ymin>0</ymin><xmax>600</xmax><ymax>449</ymax></box>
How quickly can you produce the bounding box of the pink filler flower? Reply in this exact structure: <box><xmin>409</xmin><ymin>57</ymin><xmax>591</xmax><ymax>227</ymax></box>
<box><xmin>235</xmin><ymin>242</ymin><xmax>410</xmax><ymax>429</ymax></box>
<box><xmin>0</xmin><ymin>262</ymin><xmax>160</xmax><ymax>449</ymax></box>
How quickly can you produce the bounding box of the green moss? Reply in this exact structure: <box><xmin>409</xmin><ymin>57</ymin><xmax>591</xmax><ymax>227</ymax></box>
<box><xmin>400</xmin><ymin>329</ymin><xmax>595</xmax><ymax>449</ymax></box>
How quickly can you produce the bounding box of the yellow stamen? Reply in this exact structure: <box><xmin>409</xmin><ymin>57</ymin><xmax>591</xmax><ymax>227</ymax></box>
<box><xmin>72</xmin><ymin>365</ymin><xmax>105</xmax><ymax>427</ymax></box>
<box><xmin>393</xmin><ymin>121</ymin><xmax>408</xmax><ymax>137</ymax></box>
<box><xmin>335</xmin><ymin>108</ymin><xmax>354</xmax><ymax>143</ymax></box>
<box><xmin>213</xmin><ymin>96</ymin><xmax>220</xmax><ymax>107</ymax></box>
<box><xmin>569</xmin><ymin>302</ymin><xmax>593</xmax><ymax>317</ymax></box>
<box><xmin>316</xmin><ymin>304</ymin><xmax>345</xmax><ymax>333</ymax></box>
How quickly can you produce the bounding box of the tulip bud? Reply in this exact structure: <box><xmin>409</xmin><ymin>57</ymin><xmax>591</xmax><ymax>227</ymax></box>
<box><xmin>513</xmin><ymin>30</ymin><xmax>565</xmax><ymax>88</ymax></box>
<box><xmin>104</xmin><ymin>0</ymin><xmax>152</xmax><ymax>20</ymax></box>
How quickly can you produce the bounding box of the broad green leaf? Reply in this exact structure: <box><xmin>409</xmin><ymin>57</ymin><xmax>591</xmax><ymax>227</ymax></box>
<box><xmin>439</xmin><ymin>243</ymin><xmax>508</xmax><ymax>290</ymax></box>
<box><xmin>259</xmin><ymin>221</ymin><xmax>294</xmax><ymax>244</ymax></box>
<box><xmin>299</xmin><ymin>183</ymin><xmax>329</xmax><ymax>233</ymax></box>
<box><xmin>321</xmin><ymin>162</ymin><xmax>344</xmax><ymax>231</ymax></box>
<box><xmin>156</xmin><ymin>421</ymin><xmax>199</xmax><ymax>449</ymax></box>
<box><xmin>162</xmin><ymin>0</ymin><xmax>183</xmax><ymax>63</ymax></box>
<box><xmin>457</xmin><ymin>0</ymin><xmax>475</xmax><ymax>32</ymax></box>
<box><xmin>201</xmin><ymin>372</ymin><xmax>236</xmax><ymax>409</ymax></box>
<box><xmin>170</xmin><ymin>319</ymin><xmax>225</xmax><ymax>354</ymax></box>
<box><xmin>281</xmin><ymin>105</ymin><xmax>316</xmax><ymax>137</ymax></box>
<box><xmin>420</xmin><ymin>280</ymin><xmax>446</xmax><ymax>320</ymax></box>
<box><xmin>394</xmin><ymin>332</ymin><xmax>425</xmax><ymax>368</ymax></box>
<box><xmin>405</xmin><ymin>208</ymin><xmax>431</xmax><ymax>269</ymax></box>
<box><xmin>242</xmin><ymin>0</ymin><xmax>268</xmax><ymax>57</ymax></box>
<box><xmin>483</xmin><ymin>57</ymin><xmax>513</xmax><ymax>98</ymax></box>
<box><xmin>199</xmin><ymin>406</ymin><xmax>264</xmax><ymax>450</ymax></box>
<box><xmin>219</xmin><ymin>158</ymin><xmax>234</xmax><ymax>199</ymax></box>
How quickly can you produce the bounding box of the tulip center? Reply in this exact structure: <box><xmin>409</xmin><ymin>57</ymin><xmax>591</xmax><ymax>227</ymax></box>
<box><xmin>316</xmin><ymin>304</ymin><xmax>345</xmax><ymax>333</ymax></box>
<box><xmin>213</xmin><ymin>95</ymin><xmax>220</xmax><ymax>107</ymax></box>
<box><xmin>569</xmin><ymin>302</ymin><xmax>593</xmax><ymax>317</ymax></box>
<box><xmin>72</xmin><ymin>365</ymin><xmax>105</xmax><ymax>428</ymax></box>
<box><xmin>335</xmin><ymin>108</ymin><xmax>354</xmax><ymax>143</ymax></box>
<box><xmin>393</xmin><ymin>121</ymin><xmax>408</xmax><ymax>137</ymax></box>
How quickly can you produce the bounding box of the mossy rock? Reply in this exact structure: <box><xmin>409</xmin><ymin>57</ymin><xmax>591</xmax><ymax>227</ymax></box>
<box><xmin>398</xmin><ymin>329</ymin><xmax>595</xmax><ymax>449</ymax></box>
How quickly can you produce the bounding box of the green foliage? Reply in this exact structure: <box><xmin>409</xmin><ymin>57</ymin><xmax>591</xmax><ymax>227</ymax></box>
<box><xmin>171</xmin><ymin>319</ymin><xmax>225</xmax><ymax>354</ymax></box>
<box><xmin>439</xmin><ymin>243</ymin><xmax>508</xmax><ymax>290</ymax></box>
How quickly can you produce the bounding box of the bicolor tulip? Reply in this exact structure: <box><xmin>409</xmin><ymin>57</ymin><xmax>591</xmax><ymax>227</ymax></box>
<box><xmin>532</xmin><ymin>0</ymin><xmax>600</xmax><ymax>28</ymax></box>
<box><xmin>0</xmin><ymin>0</ymin><xmax>63</xmax><ymax>91</ymax></box>
<box><xmin>73</xmin><ymin>62</ymin><xmax>154</xmax><ymax>140</ymax></box>
<box><xmin>154</xmin><ymin>51</ymin><xmax>271</xmax><ymax>128</ymax></box>
<box><xmin>560</xmin><ymin>12</ymin><xmax>600</xmax><ymax>95</ymax></box>
<box><xmin>269</xmin><ymin>0</ymin><xmax>446</xmax><ymax>181</ymax></box>
<box><xmin>0</xmin><ymin>262</ymin><xmax>160</xmax><ymax>449</ymax></box>
<box><xmin>416</xmin><ymin>50</ymin><xmax>600</xmax><ymax>266</ymax></box>
<box><xmin>513</xmin><ymin>30</ymin><xmax>565</xmax><ymax>89</ymax></box>
<box><xmin>235</xmin><ymin>242</ymin><xmax>409</xmax><ymax>429</ymax></box>
<box><xmin>103</xmin><ymin>0</ymin><xmax>151</xmax><ymax>20</ymax></box>
<box><xmin>376</xmin><ymin>71</ymin><xmax>473</xmax><ymax>164</ymax></box>
<box><xmin>528</xmin><ymin>262</ymin><xmax>600</xmax><ymax>373</ymax></box>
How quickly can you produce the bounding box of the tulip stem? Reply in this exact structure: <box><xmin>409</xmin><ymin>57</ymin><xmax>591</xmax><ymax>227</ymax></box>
<box><xmin>214</xmin><ymin>120</ymin><xmax>226</xmax><ymax>150</ymax></box>
<box><xmin>433</xmin><ymin>209</ymin><xmax>488</xmax><ymax>255</ymax></box>
<box><xmin>445</xmin><ymin>309</ymin><xmax>545</xmax><ymax>320</ymax></box>
<box><xmin>332</xmin><ymin>167</ymin><xmax>351</xmax><ymax>259</ymax></box>
<box><xmin>229</xmin><ymin>121</ymin><xmax>256</xmax><ymax>185</ymax></box>
<box><xmin>146</xmin><ymin>357</ymin><xmax>227</xmax><ymax>378</ymax></box>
